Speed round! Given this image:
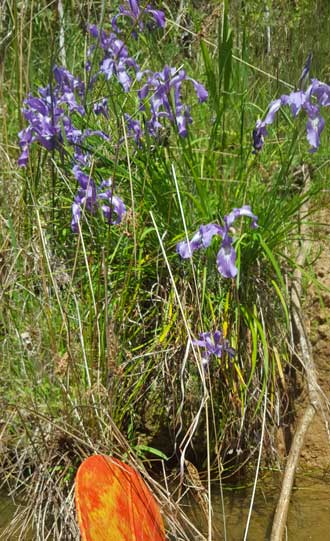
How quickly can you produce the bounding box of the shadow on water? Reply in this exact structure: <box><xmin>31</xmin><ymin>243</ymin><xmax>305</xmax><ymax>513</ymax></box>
<box><xmin>1</xmin><ymin>473</ymin><xmax>330</xmax><ymax>540</ymax></box>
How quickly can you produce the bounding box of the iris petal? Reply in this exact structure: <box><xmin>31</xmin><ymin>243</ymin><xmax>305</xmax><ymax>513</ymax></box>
<box><xmin>216</xmin><ymin>238</ymin><xmax>238</xmax><ymax>279</ymax></box>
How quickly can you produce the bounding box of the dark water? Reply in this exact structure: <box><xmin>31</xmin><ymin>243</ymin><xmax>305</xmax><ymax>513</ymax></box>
<box><xmin>1</xmin><ymin>474</ymin><xmax>330</xmax><ymax>540</ymax></box>
<box><xmin>0</xmin><ymin>493</ymin><xmax>17</xmax><ymax>537</ymax></box>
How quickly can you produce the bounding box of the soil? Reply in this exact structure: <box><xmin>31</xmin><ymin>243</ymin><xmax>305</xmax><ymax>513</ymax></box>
<box><xmin>297</xmin><ymin>208</ymin><xmax>330</xmax><ymax>471</ymax></box>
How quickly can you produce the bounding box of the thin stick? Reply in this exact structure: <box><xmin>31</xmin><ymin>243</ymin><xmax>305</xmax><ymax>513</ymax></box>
<box><xmin>270</xmin><ymin>164</ymin><xmax>320</xmax><ymax>541</ymax></box>
<box><xmin>57</xmin><ymin>0</ymin><xmax>66</xmax><ymax>67</ymax></box>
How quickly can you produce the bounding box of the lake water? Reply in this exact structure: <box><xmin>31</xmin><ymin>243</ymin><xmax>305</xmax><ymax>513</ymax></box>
<box><xmin>1</xmin><ymin>473</ymin><xmax>330</xmax><ymax>540</ymax></box>
<box><xmin>0</xmin><ymin>493</ymin><xmax>17</xmax><ymax>538</ymax></box>
<box><xmin>187</xmin><ymin>473</ymin><xmax>330</xmax><ymax>540</ymax></box>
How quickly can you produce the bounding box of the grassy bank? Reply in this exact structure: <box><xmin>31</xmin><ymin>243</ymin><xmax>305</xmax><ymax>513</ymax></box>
<box><xmin>1</xmin><ymin>1</ymin><xmax>330</xmax><ymax>538</ymax></box>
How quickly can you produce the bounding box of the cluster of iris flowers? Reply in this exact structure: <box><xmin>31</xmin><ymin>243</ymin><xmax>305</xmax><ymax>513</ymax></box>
<box><xmin>253</xmin><ymin>77</ymin><xmax>330</xmax><ymax>153</ymax></box>
<box><xmin>18</xmin><ymin>0</ymin><xmax>208</xmax><ymax>233</ymax></box>
<box><xmin>87</xmin><ymin>24</ymin><xmax>140</xmax><ymax>92</ymax></box>
<box><xmin>18</xmin><ymin>67</ymin><xmax>88</xmax><ymax>167</ymax></box>
<box><xmin>17</xmin><ymin>1</ymin><xmax>260</xmax><ymax>364</ymax></box>
<box><xmin>87</xmin><ymin>17</ymin><xmax>208</xmax><ymax>142</ymax></box>
<box><xmin>177</xmin><ymin>206</ymin><xmax>258</xmax><ymax>365</ymax></box>
<box><xmin>71</xmin><ymin>167</ymin><xmax>126</xmax><ymax>233</ymax></box>
<box><xmin>111</xmin><ymin>0</ymin><xmax>166</xmax><ymax>35</ymax></box>
<box><xmin>176</xmin><ymin>205</ymin><xmax>258</xmax><ymax>279</ymax></box>
<box><xmin>134</xmin><ymin>65</ymin><xmax>208</xmax><ymax>140</ymax></box>
<box><xmin>17</xmin><ymin>65</ymin><xmax>109</xmax><ymax>168</ymax></box>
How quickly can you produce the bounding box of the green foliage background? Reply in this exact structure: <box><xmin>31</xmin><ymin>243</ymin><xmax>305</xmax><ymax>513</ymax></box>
<box><xmin>0</xmin><ymin>1</ymin><xmax>330</xmax><ymax>538</ymax></box>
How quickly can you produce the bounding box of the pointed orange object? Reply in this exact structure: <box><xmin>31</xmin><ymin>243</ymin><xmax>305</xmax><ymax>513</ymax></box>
<box><xmin>75</xmin><ymin>455</ymin><xmax>166</xmax><ymax>541</ymax></box>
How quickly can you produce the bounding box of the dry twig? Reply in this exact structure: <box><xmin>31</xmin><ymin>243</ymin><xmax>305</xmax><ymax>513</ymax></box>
<box><xmin>270</xmin><ymin>164</ymin><xmax>321</xmax><ymax>541</ymax></box>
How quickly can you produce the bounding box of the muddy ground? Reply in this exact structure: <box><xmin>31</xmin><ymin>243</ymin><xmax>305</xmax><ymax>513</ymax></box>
<box><xmin>298</xmin><ymin>208</ymin><xmax>330</xmax><ymax>471</ymax></box>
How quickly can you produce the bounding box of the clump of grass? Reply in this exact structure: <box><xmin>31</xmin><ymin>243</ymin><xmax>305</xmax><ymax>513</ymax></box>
<box><xmin>1</xmin><ymin>1</ymin><xmax>330</xmax><ymax>539</ymax></box>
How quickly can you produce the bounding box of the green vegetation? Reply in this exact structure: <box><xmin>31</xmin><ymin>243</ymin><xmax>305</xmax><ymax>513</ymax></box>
<box><xmin>1</xmin><ymin>1</ymin><xmax>329</xmax><ymax>539</ymax></box>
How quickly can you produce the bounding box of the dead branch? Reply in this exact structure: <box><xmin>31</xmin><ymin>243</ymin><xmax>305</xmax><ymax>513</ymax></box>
<box><xmin>270</xmin><ymin>164</ymin><xmax>321</xmax><ymax>541</ymax></box>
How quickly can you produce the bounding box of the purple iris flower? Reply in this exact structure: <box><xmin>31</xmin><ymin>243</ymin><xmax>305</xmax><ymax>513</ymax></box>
<box><xmin>216</xmin><ymin>234</ymin><xmax>238</xmax><ymax>278</ymax></box>
<box><xmin>17</xmin><ymin>69</ymin><xmax>110</xmax><ymax>169</ymax></box>
<box><xmin>53</xmin><ymin>65</ymin><xmax>85</xmax><ymax>95</ymax></box>
<box><xmin>137</xmin><ymin>65</ymin><xmax>207</xmax><ymax>139</ymax></box>
<box><xmin>18</xmin><ymin>89</ymin><xmax>64</xmax><ymax>164</ymax></box>
<box><xmin>188</xmin><ymin>78</ymin><xmax>209</xmax><ymax>103</ymax></box>
<box><xmin>177</xmin><ymin>230</ymin><xmax>203</xmax><ymax>259</ymax></box>
<box><xmin>17</xmin><ymin>127</ymin><xmax>33</xmax><ymax>167</ymax></box>
<box><xmin>281</xmin><ymin>90</ymin><xmax>307</xmax><ymax>117</ymax></box>
<box><xmin>199</xmin><ymin>223</ymin><xmax>223</xmax><ymax>248</ymax></box>
<box><xmin>71</xmin><ymin>169</ymin><xmax>126</xmax><ymax>232</ymax></box>
<box><xmin>93</xmin><ymin>98</ymin><xmax>109</xmax><ymax>118</ymax></box>
<box><xmin>53</xmin><ymin>65</ymin><xmax>85</xmax><ymax>114</ymax></box>
<box><xmin>72</xmin><ymin>165</ymin><xmax>92</xmax><ymax>189</ymax></box>
<box><xmin>176</xmin><ymin>205</ymin><xmax>258</xmax><ymax>279</ymax></box>
<box><xmin>253</xmin><ymin>77</ymin><xmax>330</xmax><ymax>153</ymax></box>
<box><xmin>309</xmin><ymin>79</ymin><xmax>330</xmax><ymax>106</ymax></box>
<box><xmin>124</xmin><ymin>114</ymin><xmax>143</xmax><ymax>144</ymax></box>
<box><xmin>112</xmin><ymin>0</ymin><xmax>166</xmax><ymax>35</ymax></box>
<box><xmin>193</xmin><ymin>330</ymin><xmax>235</xmax><ymax>367</ymax></box>
<box><xmin>252</xmin><ymin>98</ymin><xmax>282</xmax><ymax>154</ymax></box>
<box><xmin>17</xmin><ymin>66</ymin><xmax>88</xmax><ymax>167</ymax></box>
<box><xmin>304</xmin><ymin>102</ymin><xmax>325</xmax><ymax>152</ymax></box>
<box><xmin>97</xmin><ymin>178</ymin><xmax>127</xmax><ymax>225</ymax></box>
<box><xmin>87</xmin><ymin>25</ymin><xmax>139</xmax><ymax>92</ymax></box>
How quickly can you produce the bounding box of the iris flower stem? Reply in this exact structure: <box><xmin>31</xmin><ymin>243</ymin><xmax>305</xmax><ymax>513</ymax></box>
<box><xmin>122</xmin><ymin>115</ymin><xmax>137</xmax><ymax>270</ymax></box>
